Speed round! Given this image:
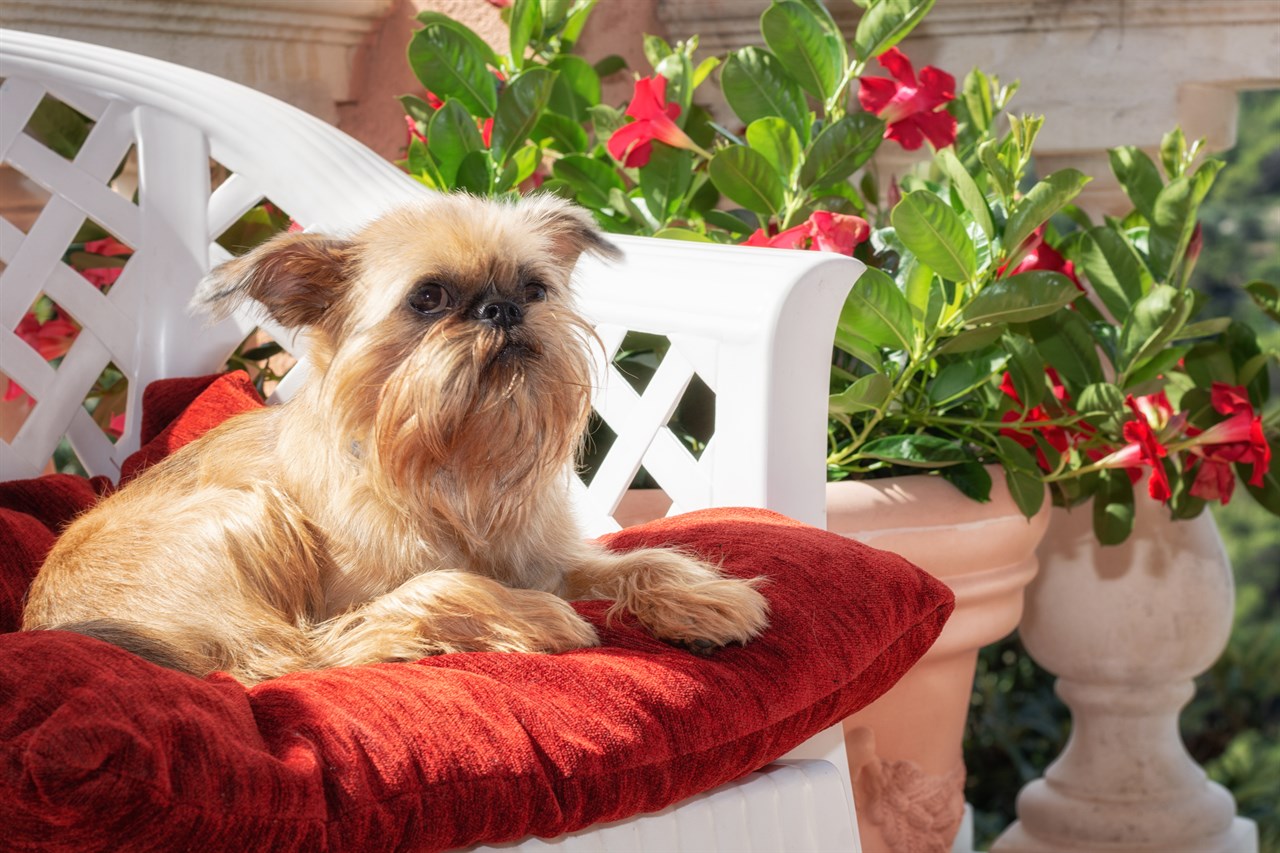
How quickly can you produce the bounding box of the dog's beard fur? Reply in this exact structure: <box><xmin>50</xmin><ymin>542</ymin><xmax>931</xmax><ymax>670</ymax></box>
<box><xmin>22</xmin><ymin>193</ymin><xmax>770</xmax><ymax>684</ymax></box>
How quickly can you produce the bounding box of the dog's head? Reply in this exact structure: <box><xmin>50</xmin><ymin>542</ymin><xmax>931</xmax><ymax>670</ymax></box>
<box><xmin>195</xmin><ymin>193</ymin><xmax>620</xmax><ymax>490</ymax></box>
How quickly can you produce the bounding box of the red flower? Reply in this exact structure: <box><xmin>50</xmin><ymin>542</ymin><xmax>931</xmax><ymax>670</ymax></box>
<box><xmin>16</xmin><ymin>311</ymin><xmax>78</xmax><ymax>361</ymax></box>
<box><xmin>480</xmin><ymin>117</ymin><xmax>494</xmax><ymax>148</ymax></box>
<box><xmin>6</xmin><ymin>311</ymin><xmax>79</xmax><ymax>403</ymax></box>
<box><xmin>744</xmin><ymin>211</ymin><xmax>870</xmax><ymax>256</ymax></box>
<box><xmin>1097</xmin><ymin>392</ymin><xmax>1183</xmax><ymax>501</ymax></box>
<box><xmin>83</xmin><ymin>236</ymin><xmax>132</xmax><ymax>257</ymax></box>
<box><xmin>1185</xmin><ymin>383</ymin><xmax>1271</xmax><ymax>503</ymax></box>
<box><xmin>80</xmin><ymin>267</ymin><xmax>123</xmax><ymax>289</ymax></box>
<box><xmin>857</xmin><ymin>48</ymin><xmax>957</xmax><ymax>151</ymax></box>
<box><xmin>485</xmin><ymin>0</ymin><xmax>512</xmax><ymax>7</ymax></box>
<box><xmin>999</xmin><ymin>227</ymin><xmax>1084</xmax><ymax>292</ymax></box>
<box><xmin>607</xmin><ymin>75</ymin><xmax>701</xmax><ymax>168</ymax></box>
<box><xmin>998</xmin><ymin>368</ymin><xmax>1093</xmax><ymax>471</ymax></box>
<box><xmin>405</xmin><ymin>114</ymin><xmax>427</xmax><ymax>146</ymax></box>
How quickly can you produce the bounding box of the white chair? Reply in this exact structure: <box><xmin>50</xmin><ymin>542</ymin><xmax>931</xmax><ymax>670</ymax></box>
<box><xmin>0</xmin><ymin>29</ymin><xmax>864</xmax><ymax>851</ymax></box>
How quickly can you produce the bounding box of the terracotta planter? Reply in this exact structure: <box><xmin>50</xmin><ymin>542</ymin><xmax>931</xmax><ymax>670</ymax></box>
<box><xmin>992</xmin><ymin>501</ymin><xmax>1258</xmax><ymax>852</ymax></box>
<box><xmin>826</xmin><ymin>470</ymin><xmax>1050</xmax><ymax>853</ymax></box>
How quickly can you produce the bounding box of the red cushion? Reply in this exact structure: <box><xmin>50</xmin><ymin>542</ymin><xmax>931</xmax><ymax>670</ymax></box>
<box><xmin>0</xmin><ymin>374</ymin><xmax>953</xmax><ymax>852</ymax></box>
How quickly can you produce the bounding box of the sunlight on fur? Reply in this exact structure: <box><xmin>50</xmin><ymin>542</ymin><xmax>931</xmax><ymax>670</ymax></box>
<box><xmin>22</xmin><ymin>194</ymin><xmax>770</xmax><ymax>684</ymax></box>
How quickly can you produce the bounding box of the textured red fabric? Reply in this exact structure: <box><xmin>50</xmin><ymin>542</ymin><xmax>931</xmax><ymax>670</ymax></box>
<box><xmin>0</xmin><ymin>376</ymin><xmax>954</xmax><ymax>852</ymax></box>
<box><xmin>119</xmin><ymin>370</ymin><xmax>264</xmax><ymax>482</ymax></box>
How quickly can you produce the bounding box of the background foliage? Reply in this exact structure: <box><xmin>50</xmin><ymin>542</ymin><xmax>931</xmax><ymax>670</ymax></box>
<box><xmin>965</xmin><ymin>88</ymin><xmax>1280</xmax><ymax>852</ymax></box>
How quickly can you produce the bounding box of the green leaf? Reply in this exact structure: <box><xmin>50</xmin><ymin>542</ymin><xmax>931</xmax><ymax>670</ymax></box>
<box><xmin>547</xmin><ymin>56</ymin><xmax>601</xmax><ymax>124</ymax></box>
<box><xmin>1148</xmin><ymin>158</ymin><xmax>1223</xmax><ymax>280</ymax></box>
<box><xmin>593</xmin><ymin>54</ymin><xmax>628</xmax><ymax>77</ymax></box>
<box><xmin>962</xmin><ymin>271</ymin><xmax>1080</xmax><ymax>325</ymax></box>
<box><xmin>1003</xmin><ymin>332</ymin><xmax>1046</xmax><ymax>409</ymax></box>
<box><xmin>1160</xmin><ymin>127</ymin><xmax>1187</xmax><ymax>179</ymax></box>
<box><xmin>1028</xmin><ymin>310</ymin><xmax>1104</xmax><ymax>389</ymax></box>
<box><xmin>892</xmin><ymin>191</ymin><xmax>977</xmax><ymax>283</ymax></box>
<box><xmin>708</xmin><ymin>145</ymin><xmax>786</xmax><ymax>214</ymax></box>
<box><xmin>761</xmin><ymin>0</ymin><xmax>844</xmax><ymax>101</ymax></box>
<box><xmin>399</xmin><ymin>94</ymin><xmax>437</xmax><ymax>128</ymax></box>
<box><xmin>1003</xmin><ymin>169</ymin><xmax>1091</xmax><ymax>255</ymax></box>
<box><xmin>491</xmin><ymin>67</ymin><xmax>558</xmax><ymax>165</ymax></box>
<box><xmin>704</xmin><ymin>209</ymin><xmax>754</xmax><ymax>236</ymax></box>
<box><xmin>693</xmin><ymin>56</ymin><xmax>722</xmax><ymax>88</ymax></box>
<box><xmin>853</xmin><ymin>0</ymin><xmax>936</xmax><ymax>62</ymax></box>
<box><xmin>1108</xmin><ymin>146</ymin><xmax>1163</xmax><ymax>221</ymax></box>
<box><xmin>799</xmin><ymin>113</ymin><xmax>885</xmax><ymax>189</ymax></box>
<box><xmin>507</xmin><ymin>144</ymin><xmax>542</xmax><ymax>188</ymax></box>
<box><xmin>746</xmin><ymin>117</ymin><xmax>803</xmax><ymax>184</ymax></box>
<box><xmin>1093</xmin><ymin>469</ymin><xmax>1135</xmax><ymax>545</ymax></box>
<box><xmin>1119</xmin><ymin>284</ymin><xmax>1191</xmax><ymax>372</ymax></box>
<box><xmin>1243</xmin><ymin>465</ymin><xmax>1280</xmax><ymax>516</ymax></box>
<box><xmin>508</xmin><ymin>0</ymin><xmax>543</xmax><ymax>69</ymax></box>
<box><xmin>639</xmin><ymin>145</ymin><xmax>695</xmax><ymax>222</ymax></box>
<box><xmin>653</xmin><ymin>227</ymin><xmax>714</xmax><ymax>242</ymax></box>
<box><xmin>941</xmin><ymin>462</ymin><xmax>993</xmax><ymax>503</ymax></box>
<box><xmin>832</xmin><ymin>329</ymin><xmax>883</xmax><ymax>371</ymax></box>
<box><xmin>978</xmin><ymin>138</ymin><xmax>1015</xmax><ymax>201</ymax></box>
<box><xmin>454</xmin><ymin>150</ymin><xmax>493</xmax><ymax>194</ymax></box>
<box><xmin>720</xmin><ymin>46</ymin><xmax>810</xmax><ymax>143</ymax></box>
<box><xmin>840</xmin><ymin>266</ymin><xmax>915</xmax><ymax>352</ymax></box>
<box><xmin>936</xmin><ymin>147</ymin><xmax>994</xmax><ymax>239</ymax></box>
<box><xmin>428</xmin><ymin>99</ymin><xmax>485</xmax><ymax>185</ymax></box>
<box><xmin>933</xmin><ymin>324</ymin><xmax>1005</xmax><ymax>355</ymax></box>
<box><xmin>829</xmin><ymin>372</ymin><xmax>892</xmax><ymax>414</ymax></box>
<box><xmin>408</xmin><ymin>23</ymin><xmax>498</xmax><ymax>117</ymax></box>
<box><xmin>858</xmin><ymin>434</ymin><xmax>969</xmax><ymax>468</ymax></box>
<box><xmin>553</xmin><ymin>154</ymin><xmax>624</xmax><ymax>210</ymax></box>
<box><xmin>533</xmin><ymin>111</ymin><xmax>589</xmax><ymax>153</ymax></box>
<box><xmin>995</xmin><ymin>436</ymin><xmax>1046</xmax><ymax>518</ymax></box>
<box><xmin>588</xmin><ymin>103</ymin><xmax>626</xmax><ymax>141</ymax></box>
<box><xmin>643</xmin><ymin>34</ymin><xmax>673</xmax><ymax>69</ymax></box>
<box><xmin>413</xmin><ymin>11</ymin><xmax>500</xmax><ymax>67</ymax></box>
<box><xmin>1077</xmin><ymin>382</ymin><xmax>1126</xmax><ymax>433</ymax></box>
<box><xmin>1075</xmin><ymin>226</ymin><xmax>1151</xmax><ymax>321</ymax></box>
<box><xmin>654</xmin><ymin>51</ymin><xmax>696</xmax><ymax>118</ymax></box>
<box><xmin>406</xmin><ymin>138</ymin><xmax>444</xmax><ymax>188</ymax></box>
<box><xmin>1245</xmin><ymin>280</ymin><xmax>1280</xmax><ymax>323</ymax></box>
<box><xmin>928</xmin><ymin>349</ymin><xmax>1009</xmax><ymax>406</ymax></box>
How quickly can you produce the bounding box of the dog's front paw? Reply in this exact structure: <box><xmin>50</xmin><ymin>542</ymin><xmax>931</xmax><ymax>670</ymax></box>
<box><xmin>618</xmin><ymin>550</ymin><xmax>771</xmax><ymax>652</ymax></box>
<box><xmin>497</xmin><ymin>588</ymin><xmax>601</xmax><ymax>654</ymax></box>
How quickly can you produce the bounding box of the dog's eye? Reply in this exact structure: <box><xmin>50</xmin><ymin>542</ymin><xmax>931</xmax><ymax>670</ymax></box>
<box><xmin>408</xmin><ymin>283</ymin><xmax>450</xmax><ymax>315</ymax></box>
<box><xmin>524</xmin><ymin>282</ymin><xmax>548</xmax><ymax>303</ymax></box>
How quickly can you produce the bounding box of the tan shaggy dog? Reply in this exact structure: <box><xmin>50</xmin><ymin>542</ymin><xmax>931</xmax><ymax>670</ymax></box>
<box><xmin>22</xmin><ymin>194</ymin><xmax>770</xmax><ymax>684</ymax></box>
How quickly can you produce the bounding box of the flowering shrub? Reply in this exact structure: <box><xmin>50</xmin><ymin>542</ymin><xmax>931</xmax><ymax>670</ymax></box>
<box><xmin>400</xmin><ymin>0</ymin><xmax>1278</xmax><ymax>542</ymax></box>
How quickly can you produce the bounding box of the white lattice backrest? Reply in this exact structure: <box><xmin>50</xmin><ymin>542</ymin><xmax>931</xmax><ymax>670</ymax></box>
<box><xmin>0</xmin><ymin>29</ymin><xmax>861</xmax><ymax>537</ymax></box>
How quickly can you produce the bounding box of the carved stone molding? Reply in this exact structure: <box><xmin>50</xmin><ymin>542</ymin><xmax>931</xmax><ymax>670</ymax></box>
<box><xmin>0</xmin><ymin>0</ymin><xmax>396</xmax><ymax>121</ymax></box>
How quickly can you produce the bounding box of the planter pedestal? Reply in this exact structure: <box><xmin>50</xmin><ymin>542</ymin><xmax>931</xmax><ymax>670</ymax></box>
<box><xmin>992</xmin><ymin>502</ymin><xmax>1258</xmax><ymax>853</ymax></box>
<box><xmin>826</xmin><ymin>473</ymin><xmax>1049</xmax><ymax>853</ymax></box>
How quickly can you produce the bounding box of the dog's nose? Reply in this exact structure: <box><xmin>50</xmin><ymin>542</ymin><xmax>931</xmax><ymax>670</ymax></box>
<box><xmin>477</xmin><ymin>300</ymin><xmax>523</xmax><ymax>330</ymax></box>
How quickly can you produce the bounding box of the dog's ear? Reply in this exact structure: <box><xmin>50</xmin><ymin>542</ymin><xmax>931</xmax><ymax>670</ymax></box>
<box><xmin>520</xmin><ymin>194</ymin><xmax>622</xmax><ymax>266</ymax></box>
<box><xmin>193</xmin><ymin>232</ymin><xmax>353</xmax><ymax>328</ymax></box>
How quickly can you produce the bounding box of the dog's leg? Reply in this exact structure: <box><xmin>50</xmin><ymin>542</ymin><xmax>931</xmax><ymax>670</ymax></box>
<box><xmin>563</xmin><ymin>545</ymin><xmax>770</xmax><ymax>653</ymax></box>
<box><xmin>311</xmin><ymin>570</ymin><xmax>599</xmax><ymax>667</ymax></box>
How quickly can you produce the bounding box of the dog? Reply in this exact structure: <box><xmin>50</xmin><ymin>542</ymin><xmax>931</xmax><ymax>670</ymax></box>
<box><xmin>22</xmin><ymin>193</ymin><xmax>770</xmax><ymax>684</ymax></box>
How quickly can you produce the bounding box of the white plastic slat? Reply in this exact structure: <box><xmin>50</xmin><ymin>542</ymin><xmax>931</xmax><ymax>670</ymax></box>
<box><xmin>589</xmin><ymin>351</ymin><xmax>696</xmax><ymax>509</ymax></box>
<box><xmin>6</xmin><ymin>136</ymin><xmax>140</xmax><ymax>249</ymax></box>
<box><xmin>0</xmin><ymin>196</ymin><xmax>86</xmax><ymax>330</ymax></box>
<box><xmin>0</xmin><ymin>77</ymin><xmax>45</xmax><ymax>159</ymax></box>
<box><xmin>41</xmin><ymin>261</ymin><xmax>137</xmax><ymax>371</ymax></box>
<box><xmin>40</xmin><ymin>79</ymin><xmax>111</xmax><ymax>122</ymax></box>
<box><xmin>8</xmin><ymin>330</ymin><xmax>113</xmax><ymax>476</ymax></box>
<box><xmin>63</xmin><ymin>405</ymin><xmax>115</xmax><ymax>478</ymax></box>
<box><xmin>0</xmin><ymin>328</ymin><xmax>57</xmax><ymax>402</ymax></box>
<box><xmin>0</xmin><ymin>216</ymin><xmax>26</xmax><ymax>265</ymax></box>
<box><xmin>468</xmin><ymin>760</ymin><xmax>859</xmax><ymax>852</ymax></box>
<box><xmin>207</xmin><ymin>172</ymin><xmax>266</xmax><ymax>239</ymax></box>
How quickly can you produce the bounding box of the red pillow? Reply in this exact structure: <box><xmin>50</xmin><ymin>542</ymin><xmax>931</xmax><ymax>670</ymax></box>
<box><xmin>0</xmin><ymin>373</ymin><xmax>953</xmax><ymax>852</ymax></box>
